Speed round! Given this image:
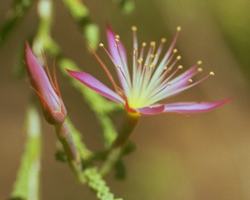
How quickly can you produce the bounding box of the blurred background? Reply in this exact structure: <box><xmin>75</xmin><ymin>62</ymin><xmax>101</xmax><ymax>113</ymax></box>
<box><xmin>0</xmin><ymin>0</ymin><xmax>250</xmax><ymax>199</ymax></box>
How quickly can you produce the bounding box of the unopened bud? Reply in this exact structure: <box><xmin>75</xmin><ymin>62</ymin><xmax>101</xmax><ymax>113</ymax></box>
<box><xmin>25</xmin><ymin>43</ymin><xmax>67</xmax><ymax>124</ymax></box>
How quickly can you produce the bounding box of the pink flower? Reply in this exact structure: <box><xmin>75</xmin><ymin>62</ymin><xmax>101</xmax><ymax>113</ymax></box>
<box><xmin>67</xmin><ymin>26</ymin><xmax>229</xmax><ymax>115</ymax></box>
<box><xmin>25</xmin><ymin>43</ymin><xmax>67</xmax><ymax>123</ymax></box>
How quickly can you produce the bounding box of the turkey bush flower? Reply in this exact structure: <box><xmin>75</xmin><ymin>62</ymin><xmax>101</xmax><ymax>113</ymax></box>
<box><xmin>68</xmin><ymin>26</ymin><xmax>229</xmax><ymax>115</ymax></box>
<box><xmin>25</xmin><ymin>43</ymin><xmax>67</xmax><ymax>124</ymax></box>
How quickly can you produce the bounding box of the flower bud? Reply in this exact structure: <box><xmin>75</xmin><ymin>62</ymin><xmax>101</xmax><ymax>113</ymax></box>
<box><xmin>25</xmin><ymin>43</ymin><xmax>67</xmax><ymax>124</ymax></box>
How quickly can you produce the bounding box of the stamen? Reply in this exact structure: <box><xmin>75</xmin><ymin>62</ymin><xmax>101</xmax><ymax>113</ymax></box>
<box><xmin>197</xmin><ymin>60</ymin><xmax>203</xmax><ymax>65</ymax></box>
<box><xmin>99</xmin><ymin>42</ymin><xmax>118</xmax><ymax>65</ymax></box>
<box><xmin>188</xmin><ymin>79</ymin><xmax>193</xmax><ymax>83</ymax></box>
<box><xmin>173</xmin><ymin>48</ymin><xmax>178</xmax><ymax>53</ymax></box>
<box><xmin>150</xmin><ymin>63</ymin><xmax>155</xmax><ymax>68</ymax></box>
<box><xmin>176</xmin><ymin>55</ymin><xmax>182</xmax><ymax>60</ymax></box>
<box><xmin>161</xmin><ymin>38</ymin><xmax>167</xmax><ymax>43</ymax></box>
<box><xmin>132</xmin><ymin>25</ymin><xmax>139</xmax><ymax>83</ymax></box>
<box><xmin>150</xmin><ymin>41</ymin><xmax>156</xmax><ymax>46</ymax></box>
<box><xmin>131</xmin><ymin>25</ymin><xmax>137</xmax><ymax>32</ymax></box>
<box><xmin>162</xmin><ymin>63</ymin><xmax>184</xmax><ymax>84</ymax></box>
<box><xmin>91</xmin><ymin>50</ymin><xmax>121</xmax><ymax>93</ymax></box>
<box><xmin>209</xmin><ymin>71</ymin><xmax>215</xmax><ymax>76</ymax></box>
<box><xmin>197</xmin><ymin>67</ymin><xmax>203</xmax><ymax>72</ymax></box>
<box><xmin>176</xmin><ymin>26</ymin><xmax>182</xmax><ymax>32</ymax></box>
<box><xmin>137</xmin><ymin>58</ymin><xmax>143</xmax><ymax>64</ymax></box>
<box><xmin>150</xmin><ymin>39</ymin><xmax>166</xmax><ymax>68</ymax></box>
<box><xmin>178</xmin><ymin>65</ymin><xmax>183</xmax><ymax>69</ymax></box>
<box><xmin>115</xmin><ymin>35</ymin><xmax>120</xmax><ymax>40</ymax></box>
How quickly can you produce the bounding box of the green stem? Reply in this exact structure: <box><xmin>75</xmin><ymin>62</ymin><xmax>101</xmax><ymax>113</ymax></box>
<box><xmin>100</xmin><ymin>111</ymin><xmax>140</xmax><ymax>176</ymax></box>
<box><xmin>62</xmin><ymin>0</ymin><xmax>99</xmax><ymax>49</ymax></box>
<box><xmin>59</xmin><ymin>58</ymin><xmax>120</xmax><ymax>147</ymax></box>
<box><xmin>33</xmin><ymin>0</ymin><xmax>59</xmax><ymax>56</ymax></box>
<box><xmin>84</xmin><ymin>168</ymin><xmax>123</xmax><ymax>200</ymax></box>
<box><xmin>113</xmin><ymin>0</ymin><xmax>135</xmax><ymax>14</ymax></box>
<box><xmin>55</xmin><ymin>122</ymin><xmax>82</xmax><ymax>176</ymax></box>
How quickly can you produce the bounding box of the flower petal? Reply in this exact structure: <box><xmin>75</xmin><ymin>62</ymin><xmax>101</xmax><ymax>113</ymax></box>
<box><xmin>106</xmin><ymin>26</ymin><xmax>131</xmax><ymax>93</ymax></box>
<box><xmin>163</xmin><ymin>99</ymin><xmax>230</xmax><ymax>114</ymax></box>
<box><xmin>138</xmin><ymin>104</ymin><xmax>165</xmax><ymax>115</ymax></box>
<box><xmin>106</xmin><ymin>26</ymin><xmax>128</xmax><ymax>69</ymax></box>
<box><xmin>25</xmin><ymin>43</ymin><xmax>62</xmax><ymax>111</ymax></box>
<box><xmin>67</xmin><ymin>70</ymin><xmax>124</xmax><ymax>104</ymax></box>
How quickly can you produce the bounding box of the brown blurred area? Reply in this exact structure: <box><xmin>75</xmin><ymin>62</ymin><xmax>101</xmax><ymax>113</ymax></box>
<box><xmin>1</xmin><ymin>0</ymin><xmax>250</xmax><ymax>200</ymax></box>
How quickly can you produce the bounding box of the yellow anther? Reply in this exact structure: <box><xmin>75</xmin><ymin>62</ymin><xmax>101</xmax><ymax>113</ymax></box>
<box><xmin>137</xmin><ymin>58</ymin><xmax>143</xmax><ymax>64</ymax></box>
<box><xmin>173</xmin><ymin>48</ymin><xmax>178</xmax><ymax>53</ymax></box>
<box><xmin>209</xmin><ymin>71</ymin><xmax>215</xmax><ymax>76</ymax></box>
<box><xmin>177</xmin><ymin>26</ymin><xmax>182</xmax><ymax>32</ymax></box>
<box><xmin>115</xmin><ymin>35</ymin><xmax>120</xmax><ymax>39</ymax></box>
<box><xmin>177</xmin><ymin>55</ymin><xmax>182</xmax><ymax>60</ymax></box>
<box><xmin>150</xmin><ymin>41</ymin><xmax>156</xmax><ymax>46</ymax></box>
<box><xmin>188</xmin><ymin>79</ymin><xmax>193</xmax><ymax>83</ymax></box>
<box><xmin>178</xmin><ymin>65</ymin><xmax>183</xmax><ymax>69</ymax></box>
<box><xmin>197</xmin><ymin>60</ymin><xmax>203</xmax><ymax>65</ymax></box>
<box><xmin>161</xmin><ymin>38</ymin><xmax>167</xmax><ymax>43</ymax></box>
<box><xmin>197</xmin><ymin>67</ymin><xmax>203</xmax><ymax>72</ymax></box>
<box><xmin>142</xmin><ymin>42</ymin><xmax>147</xmax><ymax>47</ymax></box>
<box><xmin>131</xmin><ymin>26</ymin><xmax>137</xmax><ymax>31</ymax></box>
<box><xmin>99</xmin><ymin>43</ymin><xmax>104</xmax><ymax>47</ymax></box>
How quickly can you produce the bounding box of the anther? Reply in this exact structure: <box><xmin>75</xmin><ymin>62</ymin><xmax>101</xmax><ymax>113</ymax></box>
<box><xmin>131</xmin><ymin>26</ymin><xmax>137</xmax><ymax>32</ymax></box>
<box><xmin>150</xmin><ymin>41</ymin><xmax>156</xmax><ymax>46</ymax></box>
<box><xmin>197</xmin><ymin>60</ymin><xmax>203</xmax><ymax>65</ymax></box>
<box><xmin>161</xmin><ymin>38</ymin><xmax>167</xmax><ymax>43</ymax></box>
<box><xmin>142</xmin><ymin>42</ymin><xmax>147</xmax><ymax>47</ymax></box>
<box><xmin>209</xmin><ymin>71</ymin><xmax>215</xmax><ymax>76</ymax></box>
<box><xmin>197</xmin><ymin>67</ymin><xmax>203</xmax><ymax>72</ymax></box>
<box><xmin>137</xmin><ymin>58</ymin><xmax>143</xmax><ymax>64</ymax></box>
<box><xmin>188</xmin><ymin>79</ymin><xmax>193</xmax><ymax>83</ymax></box>
<box><xmin>178</xmin><ymin>65</ymin><xmax>183</xmax><ymax>69</ymax></box>
<box><xmin>115</xmin><ymin>35</ymin><xmax>120</xmax><ymax>39</ymax></box>
<box><xmin>173</xmin><ymin>48</ymin><xmax>178</xmax><ymax>53</ymax></box>
<box><xmin>99</xmin><ymin>43</ymin><xmax>104</xmax><ymax>47</ymax></box>
<box><xmin>176</xmin><ymin>55</ymin><xmax>182</xmax><ymax>60</ymax></box>
<box><xmin>177</xmin><ymin>26</ymin><xmax>182</xmax><ymax>32</ymax></box>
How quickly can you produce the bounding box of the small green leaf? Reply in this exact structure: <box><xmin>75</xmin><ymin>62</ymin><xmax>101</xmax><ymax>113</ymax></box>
<box><xmin>10</xmin><ymin>105</ymin><xmax>41</xmax><ymax>200</ymax></box>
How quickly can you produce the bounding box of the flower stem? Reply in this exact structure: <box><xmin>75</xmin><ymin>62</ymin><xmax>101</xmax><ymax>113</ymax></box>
<box><xmin>100</xmin><ymin>111</ymin><xmax>140</xmax><ymax>176</ymax></box>
<box><xmin>55</xmin><ymin>122</ymin><xmax>82</xmax><ymax>176</ymax></box>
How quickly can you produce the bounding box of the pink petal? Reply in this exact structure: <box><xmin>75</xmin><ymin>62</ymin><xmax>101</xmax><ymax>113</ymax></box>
<box><xmin>138</xmin><ymin>104</ymin><xmax>165</xmax><ymax>115</ymax></box>
<box><xmin>106</xmin><ymin>26</ymin><xmax>128</xmax><ymax>69</ymax></box>
<box><xmin>25</xmin><ymin>43</ymin><xmax>61</xmax><ymax>110</ymax></box>
<box><xmin>163</xmin><ymin>99</ymin><xmax>230</xmax><ymax>114</ymax></box>
<box><xmin>67</xmin><ymin>70</ymin><xmax>124</xmax><ymax>104</ymax></box>
<box><xmin>106</xmin><ymin>26</ymin><xmax>130</xmax><ymax>92</ymax></box>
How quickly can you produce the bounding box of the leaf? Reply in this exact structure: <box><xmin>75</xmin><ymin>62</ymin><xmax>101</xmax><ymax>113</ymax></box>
<box><xmin>10</xmin><ymin>105</ymin><xmax>41</xmax><ymax>200</ymax></box>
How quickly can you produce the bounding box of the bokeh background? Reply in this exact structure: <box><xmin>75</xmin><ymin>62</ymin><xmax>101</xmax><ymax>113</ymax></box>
<box><xmin>1</xmin><ymin>0</ymin><xmax>250</xmax><ymax>199</ymax></box>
